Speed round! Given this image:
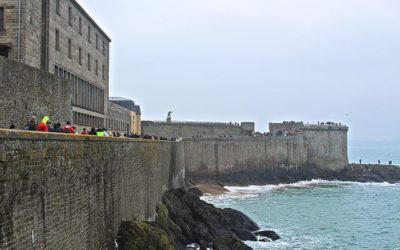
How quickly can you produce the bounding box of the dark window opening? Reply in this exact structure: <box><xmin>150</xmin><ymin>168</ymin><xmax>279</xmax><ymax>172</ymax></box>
<box><xmin>88</xmin><ymin>53</ymin><xmax>91</xmax><ymax>71</ymax></box>
<box><xmin>55</xmin><ymin>30</ymin><xmax>60</xmax><ymax>51</ymax></box>
<box><xmin>78</xmin><ymin>47</ymin><xmax>82</xmax><ymax>65</ymax></box>
<box><xmin>68</xmin><ymin>6</ymin><xmax>72</xmax><ymax>26</ymax></box>
<box><xmin>79</xmin><ymin>17</ymin><xmax>82</xmax><ymax>35</ymax></box>
<box><xmin>56</xmin><ymin>0</ymin><xmax>60</xmax><ymax>15</ymax></box>
<box><xmin>0</xmin><ymin>7</ymin><xmax>5</xmax><ymax>30</ymax></box>
<box><xmin>68</xmin><ymin>39</ymin><xmax>72</xmax><ymax>58</ymax></box>
<box><xmin>0</xmin><ymin>46</ymin><xmax>9</xmax><ymax>58</ymax></box>
<box><xmin>88</xmin><ymin>26</ymin><xmax>91</xmax><ymax>43</ymax></box>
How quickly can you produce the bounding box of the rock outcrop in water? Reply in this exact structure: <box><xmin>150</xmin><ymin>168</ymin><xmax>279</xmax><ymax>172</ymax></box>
<box><xmin>338</xmin><ymin>164</ymin><xmax>400</xmax><ymax>183</ymax></box>
<box><xmin>196</xmin><ymin>164</ymin><xmax>400</xmax><ymax>186</ymax></box>
<box><xmin>117</xmin><ymin>188</ymin><xmax>280</xmax><ymax>250</ymax></box>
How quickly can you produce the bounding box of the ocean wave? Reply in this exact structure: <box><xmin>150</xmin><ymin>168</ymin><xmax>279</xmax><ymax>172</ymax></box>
<box><xmin>202</xmin><ymin>180</ymin><xmax>399</xmax><ymax>202</ymax></box>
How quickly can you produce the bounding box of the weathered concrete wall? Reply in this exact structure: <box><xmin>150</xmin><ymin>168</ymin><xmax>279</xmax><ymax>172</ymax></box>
<box><xmin>0</xmin><ymin>56</ymin><xmax>72</xmax><ymax>129</ymax></box>
<box><xmin>0</xmin><ymin>129</ymin><xmax>184</xmax><ymax>250</ymax></box>
<box><xmin>142</xmin><ymin>121</ymin><xmax>251</xmax><ymax>138</ymax></box>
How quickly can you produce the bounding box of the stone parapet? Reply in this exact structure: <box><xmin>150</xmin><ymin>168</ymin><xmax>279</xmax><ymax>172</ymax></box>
<box><xmin>0</xmin><ymin>129</ymin><xmax>184</xmax><ymax>249</ymax></box>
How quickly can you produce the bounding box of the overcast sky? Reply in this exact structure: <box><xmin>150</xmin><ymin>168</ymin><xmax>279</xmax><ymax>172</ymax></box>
<box><xmin>78</xmin><ymin>0</ymin><xmax>400</xmax><ymax>141</ymax></box>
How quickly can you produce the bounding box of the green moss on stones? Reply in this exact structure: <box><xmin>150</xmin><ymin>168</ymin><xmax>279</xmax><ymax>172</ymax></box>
<box><xmin>117</xmin><ymin>220</ymin><xmax>174</xmax><ymax>250</ymax></box>
<box><xmin>156</xmin><ymin>204</ymin><xmax>169</xmax><ymax>230</ymax></box>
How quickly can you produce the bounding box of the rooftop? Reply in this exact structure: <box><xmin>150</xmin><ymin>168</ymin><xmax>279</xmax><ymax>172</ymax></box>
<box><xmin>71</xmin><ymin>0</ymin><xmax>112</xmax><ymax>42</ymax></box>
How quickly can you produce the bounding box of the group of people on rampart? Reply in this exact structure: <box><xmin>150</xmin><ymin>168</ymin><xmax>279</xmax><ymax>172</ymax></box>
<box><xmin>317</xmin><ymin>121</ymin><xmax>343</xmax><ymax>126</ymax></box>
<box><xmin>16</xmin><ymin>115</ymin><xmax>122</xmax><ymax>137</ymax></box>
<box><xmin>20</xmin><ymin>116</ymin><xmax>80</xmax><ymax>134</ymax></box>
<box><xmin>8</xmin><ymin>115</ymin><xmax>179</xmax><ymax>141</ymax></box>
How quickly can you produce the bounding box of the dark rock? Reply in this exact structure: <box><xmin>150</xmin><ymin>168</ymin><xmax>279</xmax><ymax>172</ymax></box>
<box><xmin>160</xmin><ymin>188</ymin><xmax>261</xmax><ymax>249</ymax></box>
<box><xmin>339</xmin><ymin>164</ymin><xmax>400</xmax><ymax>184</ymax></box>
<box><xmin>234</xmin><ymin>229</ymin><xmax>257</xmax><ymax>241</ymax></box>
<box><xmin>254</xmin><ymin>230</ymin><xmax>281</xmax><ymax>241</ymax></box>
<box><xmin>188</xmin><ymin>187</ymin><xmax>203</xmax><ymax>196</ymax></box>
<box><xmin>190</xmin><ymin>161</ymin><xmax>400</xmax><ymax>186</ymax></box>
<box><xmin>222</xmin><ymin>208</ymin><xmax>259</xmax><ymax>231</ymax></box>
<box><xmin>213</xmin><ymin>233</ymin><xmax>253</xmax><ymax>250</ymax></box>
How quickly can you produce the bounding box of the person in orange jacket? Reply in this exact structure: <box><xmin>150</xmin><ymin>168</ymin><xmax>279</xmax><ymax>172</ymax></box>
<box><xmin>37</xmin><ymin>116</ymin><xmax>50</xmax><ymax>132</ymax></box>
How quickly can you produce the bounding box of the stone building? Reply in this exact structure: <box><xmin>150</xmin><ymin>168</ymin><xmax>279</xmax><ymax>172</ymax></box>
<box><xmin>107</xmin><ymin>102</ymin><xmax>131</xmax><ymax>136</ymax></box>
<box><xmin>0</xmin><ymin>0</ymin><xmax>111</xmax><ymax>128</ymax></box>
<box><xmin>110</xmin><ymin>97</ymin><xmax>142</xmax><ymax>135</ymax></box>
<box><xmin>269</xmin><ymin>121</ymin><xmax>304</xmax><ymax>136</ymax></box>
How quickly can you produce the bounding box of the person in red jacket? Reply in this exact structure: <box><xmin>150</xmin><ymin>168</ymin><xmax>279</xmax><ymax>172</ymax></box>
<box><xmin>63</xmin><ymin>121</ymin><xmax>75</xmax><ymax>133</ymax></box>
<box><xmin>37</xmin><ymin>116</ymin><xmax>50</xmax><ymax>132</ymax></box>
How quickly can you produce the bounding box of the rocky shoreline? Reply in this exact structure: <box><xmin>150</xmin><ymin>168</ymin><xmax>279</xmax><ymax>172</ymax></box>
<box><xmin>116</xmin><ymin>187</ymin><xmax>280</xmax><ymax>250</ymax></box>
<box><xmin>189</xmin><ymin>164</ymin><xmax>400</xmax><ymax>186</ymax></box>
<box><xmin>116</xmin><ymin>164</ymin><xmax>400</xmax><ymax>250</ymax></box>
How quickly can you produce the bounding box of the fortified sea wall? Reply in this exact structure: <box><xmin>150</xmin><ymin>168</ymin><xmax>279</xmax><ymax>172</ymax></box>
<box><xmin>0</xmin><ymin>129</ymin><xmax>185</xmax><ymax>250</ymax></box>
<box><xmin>142</xmin><ymin>121</ymin><xmax>255</xmax><ymax>138</ymax></box>
<box><xmin>143</xmin><ymin>121</ymin><xmax>349</xmax><ymax>184</ymax></box>
<box><xmin>183</xmin><ymin>136</ymin><xmax>307</xmax><ymax>184</ymax></box>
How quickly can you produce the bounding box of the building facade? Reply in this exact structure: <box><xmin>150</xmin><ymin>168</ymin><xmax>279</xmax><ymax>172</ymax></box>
<box><xmin>0</xmin><ymin>0</ymin><xmax>111</xmax><ymax>128</ymax></box>
<box><xmin>109</xmin><ymin>97</ymin><xmax>142</xmax><ymax>135</ymax></box>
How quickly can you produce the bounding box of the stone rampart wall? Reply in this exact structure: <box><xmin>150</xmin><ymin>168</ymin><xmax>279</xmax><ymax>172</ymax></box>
<box><xmin>142</xmin><ymin>121</ymin><xmax>246</xmax><ymax>138</ymax></box>
<box><xmin>302</xmin><ymin>126</ymin><xmax>349</xmax><ymax>171</ymax></box>
<box><xmin>183</xmin><ymin>129</ymin><xmax>348</xmax><ymax>184</ymax></box>
<box><xmin>183</xmin><ymin>137</ymin><xmax>306</xmax><ymax>183</ymax></box>
<box><xmin>0</xmin><ymin>129</ymin><xmax>184</xmax><ymax>250</ymax></box>
<box><xmin>0</xmin><ymin>56</ymin><xmax>72</xmax><ymax>129</ymax></box>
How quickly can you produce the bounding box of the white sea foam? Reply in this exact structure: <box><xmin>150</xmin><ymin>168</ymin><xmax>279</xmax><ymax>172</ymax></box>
<box><xmin>201</xmin><ymin>179</ymin><xmax>399</xmax><ymax>203</ymax></box>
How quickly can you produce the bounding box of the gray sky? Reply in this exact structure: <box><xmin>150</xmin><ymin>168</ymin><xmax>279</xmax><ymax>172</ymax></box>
<box><xmin>79</xmin><ymin>0</ymin><xmax>400</xmax><ymax>141</ymax></box>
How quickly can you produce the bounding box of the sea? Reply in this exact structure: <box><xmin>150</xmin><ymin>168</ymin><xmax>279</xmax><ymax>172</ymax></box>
<box><xmin>202</xmin><ymin>140</ymin><xmax>400</xmax><ymax>250</ymax></box>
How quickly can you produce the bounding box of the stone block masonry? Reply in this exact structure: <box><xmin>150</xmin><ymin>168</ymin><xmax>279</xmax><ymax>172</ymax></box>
<box><xmin>142</xmin><ymin>121</ymin><xmax>255</xmax><ymax>138</ymax></box>
<box><xmin>183</xmin><ymin>126</ymin><xmax>348</xmax><ymax>184</ymax></box>
<box><xmin>0</xmin><ymin>129</ymin><xmax>185</xmax><ymax>249</ymax></box>
<box><xmin>0</xmin><ymin>56</ymin><xmax>73</xmax><ymax>129</ymax></box>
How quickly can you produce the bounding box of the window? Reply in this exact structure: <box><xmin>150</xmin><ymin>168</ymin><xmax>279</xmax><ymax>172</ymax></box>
<box><xmin>102</xmin><ymin>40</ymin><xmax>105</xmax><ymax>55</ymax></box>
<box><xmin>95</xmin><ymin>60</ymin><xmax>98</xmax><ymax>75</ymax></box>
<box><xmin>0</xmin><ymin>46</ymin><xmax>9</xmax><ymax>58</ymax></box>
<box><xmin>68</xmin><ymin>39</ymin><xmax>72</xmax><ymax>58</ymax></box>
<box><xmin>79</xmin><ymin>17</ymin><xmax>82</xmax><ymax>34</ymax></box>
<box><xmin>78</xmin><ymin>47</ymin><xmax>82</xmax><ymax>65</ymax></box>
<box><xmin>68</xmin><ymin>6</ymin><xmax>72</xmax><ymax>26</ymax></box>
<box><xmin>88</xmin><ymin>53</ymin><xmax>91</xmax><ymax>71</ymax></box>
<box><xmin>96</xmin><ymin>34</ymin><xmax>98</xmax><ymax>49</ymax></box>
<box><xmin>102</xmin><ymin>64</ymin><xmax>105</xmax><ymax>80</ymax></box>
<box><xmin>88</xmin><ymin>26</ymin><xmax>91</xmax><ymax>43</ymax></box>
<box><xmin>55</xmin><ymin>30</ymin><xmax>60</xmax><ymax>51</ymax></box>
<box><xmin>56</xmin><ymin>0</ymin><xmax>60</xmax><ymax>15</ymax></box>
<box><xmin>0</xmin><ymin>7</ymin><xmax>4</xmax><ymax>30</ymax></box>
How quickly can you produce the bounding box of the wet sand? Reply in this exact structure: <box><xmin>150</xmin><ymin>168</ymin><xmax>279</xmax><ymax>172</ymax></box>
<box><xmin>196</xmin><ymin>184</ymin><xmax>229</xmax><ymax>195</ymax></box>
